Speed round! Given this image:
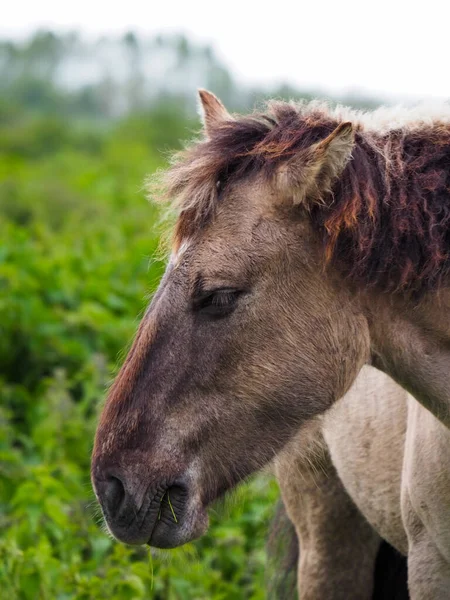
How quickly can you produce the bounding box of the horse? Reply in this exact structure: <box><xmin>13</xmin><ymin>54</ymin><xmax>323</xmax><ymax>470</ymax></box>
<box><xmin>91</xmin><ymin>90</ymin><xmax>450</xmax><ymax>598</ymax></box>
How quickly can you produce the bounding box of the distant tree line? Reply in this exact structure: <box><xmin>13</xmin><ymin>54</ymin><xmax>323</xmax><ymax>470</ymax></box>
<box><xmin>0</xmin><ymin>30</ymin><xmax>381</xmax><ymax>124</ymax></box>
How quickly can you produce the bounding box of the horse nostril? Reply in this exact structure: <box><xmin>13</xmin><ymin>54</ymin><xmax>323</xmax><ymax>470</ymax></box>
<box><xmin>104</xmin><ymin>475</ymin><xmax>126</xmax><ymax>516</ymax></box>
<box><xmin>163</xmin><ymin>483</ymin><xmax>188</xmax><ymax>520</ymax></box>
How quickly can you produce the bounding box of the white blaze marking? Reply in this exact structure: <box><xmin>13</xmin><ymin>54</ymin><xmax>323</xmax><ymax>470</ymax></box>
<box><xmin>170</xmin><ymin>239</ymin><xmax>191</xmax><ymax>268</ymax></box>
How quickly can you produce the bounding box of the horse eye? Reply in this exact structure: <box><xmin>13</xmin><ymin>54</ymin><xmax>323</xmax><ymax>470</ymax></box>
<box><xmin>193</xmin><ymin>289</ymin><xmax>242</xmax><ymax>318</ymax></box>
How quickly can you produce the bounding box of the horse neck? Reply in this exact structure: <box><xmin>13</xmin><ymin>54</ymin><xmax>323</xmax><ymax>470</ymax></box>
<box><xmin>361</xmin><ymin>289</ymin><xmax>450</xmax><ymax>428</ymax></box>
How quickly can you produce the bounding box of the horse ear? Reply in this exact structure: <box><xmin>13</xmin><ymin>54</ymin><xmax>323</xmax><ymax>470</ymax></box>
<box><xmin>198</xmin><ymin>89</ymin><xmax>232</xmax><ymax>136</ymax></box>
<box><xmin>276</xmin><ymin>122</ymin><xmax>355</xmax><ymax>206</ymax></box>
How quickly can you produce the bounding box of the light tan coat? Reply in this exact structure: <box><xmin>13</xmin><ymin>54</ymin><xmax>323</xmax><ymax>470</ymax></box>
<box><xmin>275</xmin><ymin>366</ymin><xmax>450</xmax><ymax>599</ymax></box>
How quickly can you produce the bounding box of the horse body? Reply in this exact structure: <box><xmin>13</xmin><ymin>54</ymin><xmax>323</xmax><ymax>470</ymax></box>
<box><xmin>276</xmin><ymin>365</ymin><xmax>450</xmax><ymax>598</ymax></box>
<box><xmin>91</xmin><ymin>91</ymin><xmax>450</xmax><ymax>597</ymax></box>
<box><xmin>275</xmin><ymin>366</ymin><xmax>450</xmax><ymax>597</ymax></box>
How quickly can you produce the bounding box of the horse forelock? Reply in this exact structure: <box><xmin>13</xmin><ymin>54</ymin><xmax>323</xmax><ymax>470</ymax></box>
<box><xmin>150</xmin><ymin>100</ymin><xmax>450</xmax><ymax>295</ymax></box>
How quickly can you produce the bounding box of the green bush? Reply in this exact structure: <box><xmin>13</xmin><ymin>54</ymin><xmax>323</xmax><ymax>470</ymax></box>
<box><xmin>0</xmin><ymin>109</ymin><xmax>280</xmax><ymax>599</ymax></box>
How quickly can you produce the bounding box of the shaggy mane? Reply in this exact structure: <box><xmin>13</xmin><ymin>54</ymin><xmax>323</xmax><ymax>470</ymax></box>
<box><xmin>152</xmin><ymin>100</ymin><xmax>450</xmax><ymax>295</ymax></box>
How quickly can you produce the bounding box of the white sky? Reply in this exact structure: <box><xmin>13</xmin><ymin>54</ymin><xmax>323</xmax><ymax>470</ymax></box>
<box><xmin>2</xmin><ymin>0</ymin><xmax>450</xmax><ymax>101</ymax></box>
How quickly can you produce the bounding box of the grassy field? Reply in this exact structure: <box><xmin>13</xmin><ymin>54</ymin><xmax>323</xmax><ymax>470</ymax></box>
<box><xmin>0</xmin><ymin>108</ymin><xmax>281</xmax><ymax>599</ymax></box>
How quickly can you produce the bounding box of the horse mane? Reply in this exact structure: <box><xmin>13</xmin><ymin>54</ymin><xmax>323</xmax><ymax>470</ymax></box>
<box><xmin>152</xmin><ymin>100</ymin><xmax>450</xmax><ymax>295</ymax></box>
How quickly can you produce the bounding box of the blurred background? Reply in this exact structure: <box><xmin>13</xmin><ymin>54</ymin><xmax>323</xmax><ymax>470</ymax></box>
<box><xmin>0</xmin><ymin>2</ymin><xmax>446</xmax><ymax>598</ymax></box>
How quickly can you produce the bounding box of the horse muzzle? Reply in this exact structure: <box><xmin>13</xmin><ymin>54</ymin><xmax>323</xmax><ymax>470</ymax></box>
<box><xmin>92</xmin><ymin>466</ymin><xmax>208</xmax><ymax>548</ymax></box>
